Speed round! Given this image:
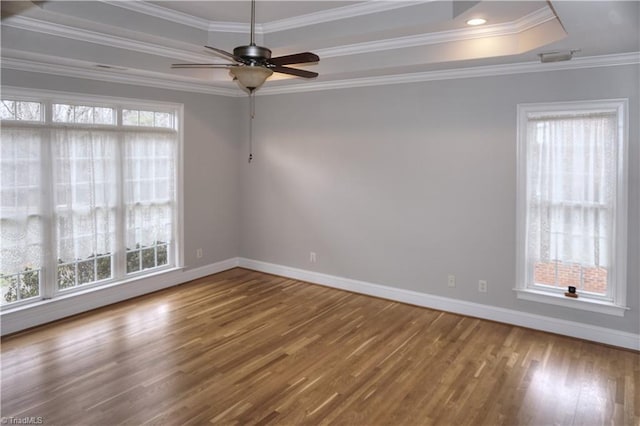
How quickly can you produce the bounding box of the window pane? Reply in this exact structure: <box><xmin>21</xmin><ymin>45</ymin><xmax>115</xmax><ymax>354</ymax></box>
<box><xmin>1</xmin><ymin>274</ymin><xmax>19</xmax><ymax>304</ymax></box>
<box><xmin>127</xmin><ymin>250</ymin><xmax>140</xmax><ymax>273</ymax></box>
<box><xmin>16</xmin><ymin>102</ymin><xmax>41</xmax><ymax>121</ymax></box>
<box><xmin>154</xmin><ymin>112</ymin><xmax>172</xmax><ymax>128</ymax></box>
<box><xmin>19</xmin><ymin>269</ymin><xmax>40</xmax><ymax>299</ymax></box>
<box><xmin>94</xmin><ymin>107</ymin><xmax>114</xmax><ymax>125</ymax></box>
<box><xmin>1</xmin><ymin>269</ymin><xmax>40</xmax><ymax>305</ymax></box>
<box><xmin>122</xmin><ymin>109</ymin><xmax>138</xmax><ymax>126</ymax></box>
<box><xmin>139</xmin><ymin>111</ymin><xmax>154</xmax><ymax>127</ymax></box>
<box><xmin>0</xmin><ymin>100</ymin><xmax>15</xmax><ymax>120</ymax></box>
<box><xmin>141</xmin><ymin>247</ymin><xmax>156</xmax><ymax>269</ymax></box>
<box><xmin>96</xmin><ymin>256</ymin><xmax>112</xmax><ymax>280</ymax></box>
<box><xmin>57</xmin><ymin>263</ymin><xmax>76</xmax><ymax>289</ymax></box>
<box><xmin>53</xmin><ymin>104</ymin><xmax>74</xmax><ymax>123</ymax></box>
<box><xmin>74</xmin><ymin>106</ymin><xmax>93</xmax><ymax>123</ymax></box>
<box><xmin>77</xmin><ymin>259</ymin><xmax>95</xmax><ymax>285</ymax></box>
<box><xmin>157</xmin><ymin>244</ymin><xmax>168</xmax><ymax>266</ymax></box>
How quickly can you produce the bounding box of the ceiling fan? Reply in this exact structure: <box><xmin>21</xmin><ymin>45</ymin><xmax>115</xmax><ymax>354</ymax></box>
<box><xmin>171</xmin><ymin>0</ymin><xmax>320</xmax><ymax>92</ymax></box>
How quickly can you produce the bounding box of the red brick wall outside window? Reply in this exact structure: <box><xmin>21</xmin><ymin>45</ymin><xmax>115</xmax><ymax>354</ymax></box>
<box><xmin>534</xmin><ymin>261</ymin><xmax>608</xmax><ymax>294</ymax></box>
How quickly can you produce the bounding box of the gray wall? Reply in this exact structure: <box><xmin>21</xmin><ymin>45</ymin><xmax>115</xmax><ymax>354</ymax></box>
<box><xmin>1</xmin><ymin>69</ymin><xmax>242</xmax><ymax>270</ymax></box>
<box><xmin>240</xmin><ymin>65</ymin><xmax>639</xmax><ymax>334</ymax></box>
<box><xmin>3</xmin><ymin>64</ymin><xmax>638</xmax><ymax>335</ymax></box>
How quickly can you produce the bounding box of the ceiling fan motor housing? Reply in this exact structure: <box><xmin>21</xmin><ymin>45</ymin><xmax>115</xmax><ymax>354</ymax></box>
<box><xmin>234</xmin><ymin>45</ymin><xmax>272</xmax><ymax>64</ymax></box>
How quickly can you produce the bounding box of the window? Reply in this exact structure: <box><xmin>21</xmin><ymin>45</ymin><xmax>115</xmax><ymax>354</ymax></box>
<box><xmin>1</xmin><ymin>100</ymin><xmax>42</xmax><ymax>121</ymax></box>
<box><xmin>1</xmin><ymin>89</ymin><xmax>182</xmax><ymax>308</ymax></box>
<box><xmin>53</xmin><ymin>103</ymin><xmax>115</xmax><ymax>125</ymax></box>
<box><xmin>516</xmin><ymin>100</ymin><xmax>628</xmax><ymax>316</ymax></box>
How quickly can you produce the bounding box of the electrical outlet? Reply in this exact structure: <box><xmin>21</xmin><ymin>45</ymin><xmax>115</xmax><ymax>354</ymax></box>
<box><xmin>478</xmin><ymin>280</ymin><xmax>488</xmax><ymax>293</ymax></box>
<box><xmin>196</xmin><ymin>248</ymin><xmax>203</xmax><ymax>259</ymax></box>
<box><xmin>447</xmin><ymin>274</ymin><xmax>456</xmax><ymax>287</ymax></box>
<box><xmin>309</xmin><ymin>252</ymin><xmax>317</xmax><ymax>263</ymax></box>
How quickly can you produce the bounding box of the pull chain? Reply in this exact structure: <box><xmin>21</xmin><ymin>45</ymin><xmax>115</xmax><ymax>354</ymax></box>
<box><xmin>248</xmin><ymin>90</ymin><xmax>255</xmax><ymax>163</ymax></box>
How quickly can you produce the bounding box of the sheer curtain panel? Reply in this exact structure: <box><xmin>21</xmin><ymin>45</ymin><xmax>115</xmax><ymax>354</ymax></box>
<box><xmin>1</xmin><ymin>127</ymin><xmax>44</xmax><ymax>302</ymax></box>
<box><xmin>525</xmin><ymin>112</ymin><xmax>617</xmax><ymax>295</ymax></box>
<box><xmin>52</xmin><ymin>128</ymin><xmax>119</xmax><ymax>286</ymax></box>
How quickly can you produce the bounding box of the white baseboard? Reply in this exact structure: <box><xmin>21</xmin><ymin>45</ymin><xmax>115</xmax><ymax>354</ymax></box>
<box><xmin>1</xmin><ymin>257</ymin><xmax>240</xmax><ymax>336</ymax></box>
<box><xmin>4</xmin><ymin>256</ymin><xmax>638</xmax><ymax>351</ymax></box>
<box><xmin>238</xmin><ymin>258</ymin><xmax>640</xmax><ymax>351</ymax></box>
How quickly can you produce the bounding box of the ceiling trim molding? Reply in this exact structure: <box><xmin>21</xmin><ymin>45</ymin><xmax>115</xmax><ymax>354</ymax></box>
<box><xmin>208</xmin><ymin>21</ymin><xmax>254</xmax><ymax>34</ymax></box>
<box><xmin>3</xmin><ymin>53</ymin><xmax>637</xmax><ymax>98</ymax></box>
<box><xmin>258</xmin><ymin>52</ymin><xmax>640</xmax><ymax>95</ymax></box>
<box><xmin>101</xmin><ymin>0</ymin><xmax>211</xmax><ymax>31</ymax></box>
<box><xmin>2</xmin><ymin>15</ymin><xmax>221</xmax><ymax>64</ymax></box>
<box><xmin>3</xmin><ymin>7</ymin><xmax>557</xmax><ymax>66</ymax></box>
<box><xmin>317</xmin><ymin>7</ymin><xmax>557</xmax><ymax>58</ymax></box>
<box><xmin>0</xmin><ymin>57</ymin><xmax>241</xmax><ymax>97</ymax></box>
<box><xmin>101</xmin><ymin>0</ymin><xmax>430</xmax><ymax>35</ymax></box>
<box><xmin>259</xmin><ymin>1</ymin><xmax>428</xmax><ymax>33</ymax></box>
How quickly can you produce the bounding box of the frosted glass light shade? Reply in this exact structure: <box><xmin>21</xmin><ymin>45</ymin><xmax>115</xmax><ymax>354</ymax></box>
<box><xmin>230</xmin><ymin>65</ymin><xmax>273</xmax><ymax>90</ymax></box>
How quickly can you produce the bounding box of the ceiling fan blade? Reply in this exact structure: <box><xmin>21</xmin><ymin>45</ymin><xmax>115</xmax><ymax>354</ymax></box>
<box><xmin>171</xmin><ymin>63</ymin><xmax>233</xmax><ymax>69</ymax></box>
<box><xmin>269</xmin><ymin>52</ymin><xmax>319</xmax><ymax>66</ymax></box>
<box><xmin>204</xmin><ymin>46</ymin><xmax>247</xmax><ymax>64</ymax></box>
<box><xmin>1</xmin><ymin>0</ymin><xmax>45</xmax><ymax>19</ymax></box>
<box><xmin>272</xmin><ymin>66</ymin><xmax>318</xmax><ymax>79</ymax></box>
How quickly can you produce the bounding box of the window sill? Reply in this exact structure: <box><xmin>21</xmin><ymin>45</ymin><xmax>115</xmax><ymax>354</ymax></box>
<box><xmin>514</xmin><ymin>288</ymin><xmax>628</xmax><ymax>317</ymax></box>
<box><xmin>1</xmin><ymin>266</ymin><xmax>184</xmax><ymax>315</ymax></box>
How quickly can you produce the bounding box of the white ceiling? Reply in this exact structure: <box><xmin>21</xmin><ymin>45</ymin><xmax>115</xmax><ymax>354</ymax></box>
<box><xmin>1</xmin><ymin>1</ymin><xmax>638</xmax><ymax>96</ymax></box>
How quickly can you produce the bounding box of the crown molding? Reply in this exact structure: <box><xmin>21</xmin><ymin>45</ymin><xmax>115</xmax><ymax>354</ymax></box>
<box><xmin>208</xmin><ymin>21</ymin><xmax>256</xmax><ymax>34</ymax></box>
<box><xmin>260</xmin><ymin>1</ymin><xmax>428</xmax><ymax>33</ymax></box>
<box><xmin>3</xmin><ymin>52</ymin><xmax>637</xmax><ymax>98</ymax></box>
<box><xmin>102</xmin><ymin>0</ymin><xmax>429</xmax><ymax>35</ymax></box>
<box><xmin>2</xmin><ymin>15</ymin><xmax>222</xmax><ymax>64</ymax></box>
<box><xmin>317</xmin><ymin>7</ymin><xmax>557</xmax><ymax>59</ymax></box>
<box><xmin>100</xmin><ymin>1</ymin><xmax>552</xmax><ymax>39</ymax></box>
<box><xmin>5</xmin><ymin>7</ymin><xmax>557</xmax><ymax>67</ymax></box>
<box><xmin>101</xmin><ymin>0</ymin><xmax>211</xmax><ymax>31</ymax></box>
<box><xmin>258</xmin><ymin>52</ymin><xmax>640</xmax><ymax>95</ymax></box>
<box><xmin>0</xmin><ymin>56</ymin><xmax>241</xmax><ymax>97</ymax></box>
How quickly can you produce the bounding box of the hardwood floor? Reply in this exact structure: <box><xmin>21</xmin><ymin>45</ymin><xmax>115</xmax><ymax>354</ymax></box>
<box><xmin>2</xmin><ymin>268</ymin><xmax>638</xmax><ymax>425</ymax></box>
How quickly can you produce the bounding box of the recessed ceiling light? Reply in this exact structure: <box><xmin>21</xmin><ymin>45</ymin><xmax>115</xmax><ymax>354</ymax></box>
<box><xmin>466</xmin><ymin>18</ymin><xmax>487</xmax><ymax>26</ymax></box>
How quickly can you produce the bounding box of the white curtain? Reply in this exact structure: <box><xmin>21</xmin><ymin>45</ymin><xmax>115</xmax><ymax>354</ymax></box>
<box><xmin>0</xmin><ymin>127</ymin><xmax>44</xmax><ymax>275</ymax></box>
<box><xmin>124</xmin><ymin>131</ymin><xmax>175</xmax><ymax>250</ymax></box>
<box><xmin>52</xmin><ymin>128</ymin><xmax>118</xmax><ymax>262</ymax></box>
<box><xmin>526</xmin><ymin>112</ymin><xmax>616</xmax><ymax>270</ymax></box>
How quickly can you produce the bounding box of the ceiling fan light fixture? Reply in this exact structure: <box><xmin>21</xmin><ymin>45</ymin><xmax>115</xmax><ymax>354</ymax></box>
<box><xmin>230</xmin><ymin>65</ymin><xmax>273</xmax><ymax>90</ymax></box>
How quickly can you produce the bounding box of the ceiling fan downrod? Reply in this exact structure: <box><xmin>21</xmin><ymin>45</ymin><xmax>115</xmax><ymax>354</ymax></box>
<box><xmin>233</xmin><ymin>0</ymin><xmax>272</xmax><ymax>64</ymax></box>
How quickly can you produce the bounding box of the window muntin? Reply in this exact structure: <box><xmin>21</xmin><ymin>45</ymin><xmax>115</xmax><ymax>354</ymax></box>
<box><xmin>122</xmin><ymin>109</ymin><xmax>174</xmax><ymax>128</ymax></box>
<box><xmin>517</xmin><ymin>100</ymin><xmax>627</xmax><ymax>312</ymax></box>
<box><xmin>1</xmin><ymin>93</ymin><xmax>181</xmax><ymax>307</ymax></box>
<box><xmin>53</xmin><ymin>103</ymin><xmax>115</xmax><ymax>125</ymax></box>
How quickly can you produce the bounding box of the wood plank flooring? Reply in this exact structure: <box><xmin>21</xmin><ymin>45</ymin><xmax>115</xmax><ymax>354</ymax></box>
<box><xmin>1</xmin><ymin>268</ymin><xmax>638</xmax><ymax>425</ymax></box>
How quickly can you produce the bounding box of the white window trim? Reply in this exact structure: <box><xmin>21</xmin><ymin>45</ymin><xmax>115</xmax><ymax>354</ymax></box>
<box><xmin>1</xmin><ymin>86</ymin><xmax>185</xmax><ymax>309</ymax></box>
<box><xmin>515</xmin><ymin>99</ymin><xmax>629</xmax><ymax>317</ymax></box>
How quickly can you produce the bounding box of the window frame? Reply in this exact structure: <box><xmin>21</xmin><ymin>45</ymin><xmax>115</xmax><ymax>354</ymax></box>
<box><xmin>1</xmin><ymin>87</ymin><xmax>184</xmax><ymax>310</ymax></box>
<box><xmin>515</xmin><ymin>99</ymin><xmax>628</xmax><ymax>316</ymax></box>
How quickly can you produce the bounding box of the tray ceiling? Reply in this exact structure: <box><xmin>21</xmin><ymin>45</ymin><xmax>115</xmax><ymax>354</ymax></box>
<box><xmin>1</xmin><ymin>1</ymin><xmax>638</xmax><ymax>96</ymax></box>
